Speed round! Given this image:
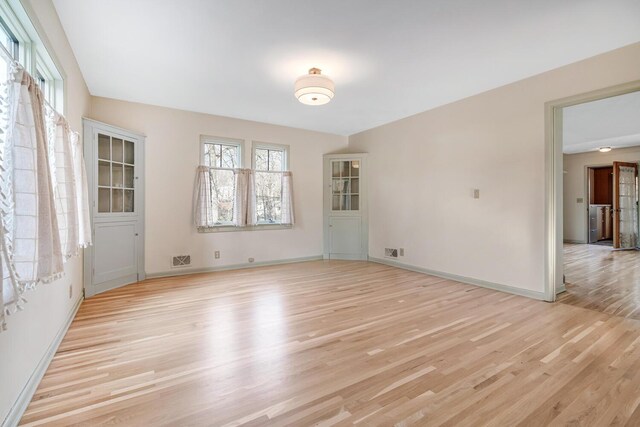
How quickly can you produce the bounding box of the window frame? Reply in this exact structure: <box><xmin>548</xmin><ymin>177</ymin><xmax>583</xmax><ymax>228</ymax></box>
<box><xmin>200</xmin><ymin>135</ymin><xmax>244</xmax><ymax>227</ymax></box>
<box><xmin>252</xmin><ymin>141</ymin><xmax>290</xmax><ymax>225</ymax></box>
<box><xmin>197</xmin><ymin>138</ymin><xmax>293</xmax><ymax>233</ymax></box>
<box><xmin>0</xmin><ymin>0</ymin><xmax>65</xmax><ymax>112</ymax></box>
<box><xmin>0</xmin><ymin>16</ymin><xmax>18</xmax><ymax>60</ymax></box>
<box><xmin>251</xmin><ymin>141</ymin><xmax>289</xmax><ymax>172</ymax></box>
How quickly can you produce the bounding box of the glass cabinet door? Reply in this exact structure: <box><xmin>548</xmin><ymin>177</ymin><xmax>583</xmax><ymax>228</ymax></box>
<box><xmin>331</xmin><ymin>159</ymin><xmax>359</xmax><ymax>211</ymax></box>
<box><xmin>97</xmin><ymin>133</ymin><xmax>135</xmax><ymax>213</ymax></box>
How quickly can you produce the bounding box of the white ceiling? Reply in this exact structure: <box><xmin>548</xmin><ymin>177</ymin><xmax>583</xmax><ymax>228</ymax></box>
<box><xmin>53</xmin><ymin>0</ymin><xmax>640</xmax><ymax>136</ymax></box>
<box><xmin>563</xmin><ymin>91</ymin><xmax>640</xmax><ymax>154</ymax></box>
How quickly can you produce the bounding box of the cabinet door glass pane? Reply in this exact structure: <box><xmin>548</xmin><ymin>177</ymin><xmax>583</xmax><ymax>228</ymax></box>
<box><xmin>112</xmin><ymin>164</ymin><xmax>123</xmax><ymax>188</ymax></box>
<box><xmin>351</xmin><ymin>195</ymin><xmax>359</xmax><ymax>211</ymax></box>
<box><xmin>341</xmin><ymin>179</ymin><xmax>350</xmax><ymax>193</ymax></box>
<box><xmin>341</xmin><ymin>161</ymin><xmax>350</xmax><ymax>177</ymax></box>
<box><xmin>112</xmin><ymin>138</ymin><xmax>123</xmax><ymax>162</ymax></box>
<box><xmin>332</xmin><ymin>196</ymin><xmax>340</xmax><ymax>210</ymax></box>
<box><xmin>351</xmin><ymin>178</ymin><xmax>359</xmax><ymax>194</ymax></box>
<box><xmin>98</xmin><ymin>188</ymin><xmax>110</xmax><ymax>212</ymax></box>
<box><xmin>332</xmin><ymin>179</ymin><xmax>341</xmax><ymax>194</ymax></box>
<box><xmin>112</xmin><ymin>189</ymin><xmax>123</xmax><ymax>212</ymax></box>
<box><xmin>124</xmin><ymin>190</ymin><xmax>134</xmax><ymax>212</ymax></box>
<box><xmin>98</xmin><ymin>134</ymin><xmax>110</xmax><ymax>160</ymax></box>
<box><xmin>124</xmin><ymin>165</ymin><xmax>134</xmax><ymax>189</ymax></box>
<box><xmin>351</xmin><ymin>161</ymin><xmax>360</xmax><ymax>176</ymax></box>
<box><xmin>342</xmin><ymin>195</ymin><xmax>349</xmax><ymax>210</ymax></box>
<box><xmin>98</xmin><ymin>161</ymin><xmax>111</xmax><ymax>187</ymax></box>
<box><xmin>124</xmin><ymin>140</ymin><xmax>135</xmax><ymax>164</ymax></box>
<box><xmin>332</xmin><ymin>161</ymin><xmax>341</xmax><ymax>177</ymax></box>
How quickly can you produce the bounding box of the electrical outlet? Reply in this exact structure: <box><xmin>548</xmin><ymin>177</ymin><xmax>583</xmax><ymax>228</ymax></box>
<box><xmin>214</xmin><ymin>251</ymin><xmax>220</xmax><ymax>259</ymax></box>
<box><xmin>69</xmin><ymin>284</ymin><xmax>73</xmax><ymax>299</ymax></box>
<box><xmin>399</xmin><ymin>248</ymin><xmax>405</xmax><ymax>256</ymax></box>
<box><xmin>248</xmin><ymin>257</ymin><xmax>255</xmax><ymax>263</ymax></box>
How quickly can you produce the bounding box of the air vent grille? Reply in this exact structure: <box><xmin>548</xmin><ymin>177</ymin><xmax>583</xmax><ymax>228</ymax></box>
<box><xmin>385</xmin><ymin>248</ymin><xmax>398</xmax><ymax>258</ymax></box>
<box><xmin>172</xmin><ymin>255</ymin><xmax>191</xmax><ymax>268</ymax></box>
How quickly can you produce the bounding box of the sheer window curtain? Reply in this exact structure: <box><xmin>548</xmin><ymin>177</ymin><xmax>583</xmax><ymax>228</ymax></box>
<box><xmin>0</xmin><ymin>65</ymin><xmax>90</xmax><ymax>331</ymax></box>
<box><xmin>194</xmin><ymin>168</ymin><xmax>294</xmax><ymax>229</ymax></box>
<box><xmin>193</xmin><ymin>165</ymin><xmax>216</xmax><ymax>227</ymax></box>
<box><xmin>47</xmin><ymin>107</ymin><xmax>79</xmax><ymax>260</ymax></box>
<box><xmin>233</xmin><ymin>168</ymin><xmax>256</xmax><ymax>226</ymax></box>
<box><xmin>281</xmin><ymin>171</ymin><xmax>295</xmax><ymax>225</ymax></box>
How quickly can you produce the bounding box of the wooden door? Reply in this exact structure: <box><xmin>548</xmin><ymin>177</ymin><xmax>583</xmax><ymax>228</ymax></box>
<box><xmin>612</xmin><ymin>161</ymin><xmax>638</xmax><ymax>249</ymax></box>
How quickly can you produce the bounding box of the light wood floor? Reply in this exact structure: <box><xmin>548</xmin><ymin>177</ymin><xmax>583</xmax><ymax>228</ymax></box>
<box><xmin>560</xmin><ymin>243</ymin><xmax>640</xmax><ymax>320</ymax></box>
<box><xmin>21</xmin><ymin>260</ymin><xmax>640</xmax><ymax>426</ymax></box>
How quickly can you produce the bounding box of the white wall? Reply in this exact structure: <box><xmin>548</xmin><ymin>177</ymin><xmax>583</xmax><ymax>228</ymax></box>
<box><xmin>348</xmin><ymin>43</ymin><xmax>640</xmax><ymax>295</ymax></box>
<box><xmin>564</xmin><ymin>145</ymin><xmax>640</xmax><ymax>243</ymax></box>
<box><xmin>0</xmin><ymin>0</ymin><xmax>91</xmax><ymax>424</ymax></box>
<box><xmin>90</xmin><ymin>97</ymin><xmax>348</xmax><ymax>275</ymax></box>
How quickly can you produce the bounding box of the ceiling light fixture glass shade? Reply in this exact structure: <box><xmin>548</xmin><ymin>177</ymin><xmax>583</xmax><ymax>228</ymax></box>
<box><xmin>295</xmin><ymin>68</ymin><xmax>335</xmax><ymax>105</ymax></box>
<box><xmin>599</xmin><ymin>147</ymin><xmax>612</xmax><ymax>152</ymax></box>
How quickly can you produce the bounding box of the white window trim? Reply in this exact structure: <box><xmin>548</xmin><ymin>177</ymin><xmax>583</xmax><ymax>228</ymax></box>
<box><xmin>252</xmin><ymin>141</ymin><xmax>290</xmax><ymax>226</ymax></box>
<box><xmin>200</xmin><ymin>135</ymin><xmax>244</xmax><ymax>167</ymax></box>
<box><xmin>196</xmin><ymin>137</ymin><xmax>293</xmax><ymax>233</ymax></box>
<box><xmin>199</xmin><ymin>135</ymin><xmax>243</xmax><ymax>227</ymax></box>
<box><xmin>0</xmin><ymin>0</ymin><xmax>65</xmax><ymax>112</ymax></box>
<box><xmin>251</xmin><ymin>141</ymin><xmax>290</xmax><ymax>171</ymax></box>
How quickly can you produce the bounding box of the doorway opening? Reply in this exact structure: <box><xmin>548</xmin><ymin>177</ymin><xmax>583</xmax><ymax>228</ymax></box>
<box><xmin>586</xmin><ymin>166</ymin><xmax>613</xmax><ymax>246</ymax></box>
<box><xmin>551</xmin><ymin>87</ymin><xmax>640</xmax><ymax>318</ymax></box>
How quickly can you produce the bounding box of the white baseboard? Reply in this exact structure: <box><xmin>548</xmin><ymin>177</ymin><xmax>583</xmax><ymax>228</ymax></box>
<box><xmin>146</xmin><ymin>255</ymin><xmax>324</xmax><ymax>279</ymax></box>
<box><xmin>2</xmin><ymin>296</ymin><xmax>83</xmax><ymax>427</ymax></box>
<box><xmin>368</xmin><ymin>257</ymin><xmax>547</xmax><ymax>301</ymax></box>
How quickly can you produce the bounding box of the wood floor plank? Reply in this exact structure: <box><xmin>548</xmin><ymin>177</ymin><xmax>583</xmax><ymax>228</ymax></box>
<box><xmin>19</xmin><ymin>260</ymin><xmax>640</xmax><ymax>426</ymax></box>
<box><xmin>560</xmin><ymin>243</ymin><xmax>640</xmax><ymax>319</ymax></box>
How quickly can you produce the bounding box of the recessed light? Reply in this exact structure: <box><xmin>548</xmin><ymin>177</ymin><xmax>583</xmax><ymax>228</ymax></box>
<box><xmin>598</xmin><ymin>147</ymin><xmax>612</xmax><ymax>153</ymax></box>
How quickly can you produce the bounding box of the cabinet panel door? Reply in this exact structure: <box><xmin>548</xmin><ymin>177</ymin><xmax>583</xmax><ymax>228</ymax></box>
<box><xmin>329</xmin><ymin>217</ymin><xmax>362</xmax><ymax>256</ymax></box>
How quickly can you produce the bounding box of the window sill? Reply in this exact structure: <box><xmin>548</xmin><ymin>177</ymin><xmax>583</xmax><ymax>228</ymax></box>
<box><xmin>197</xmin><ymin>224</ymin><xmax>293</xmax><ymax>233</ymax></box>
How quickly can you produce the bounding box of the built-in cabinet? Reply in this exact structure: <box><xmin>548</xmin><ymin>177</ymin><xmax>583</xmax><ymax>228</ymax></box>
<box><xmin>83</xmin><ymin>119</ymin><xmax>145</xmax><ymax>297</ymax></box>
<box><xmin>323</xmin><ymin>154</ymin><xmax>368</xmax><ymax>260</ymax></box>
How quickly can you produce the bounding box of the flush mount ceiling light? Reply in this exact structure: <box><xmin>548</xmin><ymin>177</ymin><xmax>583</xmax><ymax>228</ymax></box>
<box><xmin>295</xmin><ymin>67</ymin><xmax>335</xmax><ymax>105</ymax></box>
<box><xmin>599</xmin><ymin>147</ymin><xmax>612</xmax><ymax>152</ymax></box>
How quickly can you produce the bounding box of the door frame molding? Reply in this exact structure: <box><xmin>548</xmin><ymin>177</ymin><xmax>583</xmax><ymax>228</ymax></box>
<box><xmin>82</xmin><ymin>118</ymin><xmax>146</xmax><ymax>297</ymax></box>
<box><xmin>323</xmin><ymin>153</ymin><xmax>369</xmax><ymax>260</ymax></box>
<box><xmin>545</xmin><ymin>80</ymin><xmax>640</xmax><ymax>302</ymax></box>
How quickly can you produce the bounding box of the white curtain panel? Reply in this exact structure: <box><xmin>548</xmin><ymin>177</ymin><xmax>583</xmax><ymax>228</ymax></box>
<box><xmin>3</xmin><ymin>69</ymin><xmax>63</xmax><ymax>290</ymax></box>
<box><xmin>46</xmin><ymin>107</ymin><xmax>79</xmax><ymax>260</ymax></box>
<box><xmin>0</xmin><ymin>66</ymin><xmax>88</xmax><ymax>331</ymax></box>
<box><xmin>233</xmin><ymin>168</ymin><xmax>257</xmax><ymax>226</ymax></box>
<box><xmin>193</xmin><ymin>165</ymin><xmax>215</xmax><ymax>227</ymax></box>
<box><xmin>618</xmin><ymin>166</ymin><xmax>638</xmax><ymax>249</ymax></box>
<box><xmin>281</xmin><ymin>171</ymin><xmax>295</xmax><ymax>225</ymax></box>
<box><xmin>233</xmin><ymin>168</ymin><xmax>248</xmax><ymax>226</ymax></box>
<box><xmin>247</xmin><ymin>170</ymin><xmax>256</xmax><ymax>226</ymax></box>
